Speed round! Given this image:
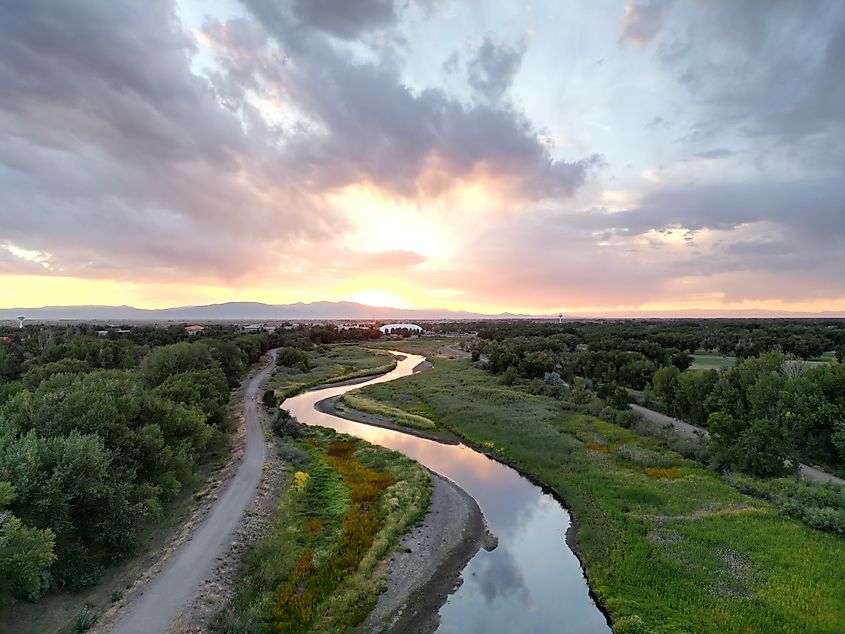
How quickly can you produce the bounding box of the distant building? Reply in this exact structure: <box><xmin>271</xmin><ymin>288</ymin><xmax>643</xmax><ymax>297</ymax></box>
<box><xmin>185</xmin><ymin>325</ymin><xmax>205</xmax><ymax>336</ymax></box>
<box><xmin>379</xmin><ymin>323</ymin><xmax>423</xmax><ymax>334</ymax></box>
<box><xmin>0</xmin><ymin>336</ymin><xmax>11</xmax><ymax>345</ymax></box>
<box><xmin>97</xmin><ymin>330</ymin><xmax>109</xmax><ymax>338</ymax></box>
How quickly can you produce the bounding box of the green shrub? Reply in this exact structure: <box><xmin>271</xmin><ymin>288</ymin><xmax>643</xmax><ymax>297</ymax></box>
<box><xmin>74</xmin><ymin>604</ymin><xmax>99</xmax><ymax>633</ymax></box>
<box><xmin>271</xmin><ymin>409</ymin><xmax>302</xmax><ymax>438</ymax></box>
<box><xmin>262</xmin><ymin>389</ymin><xmax>278</xmax><ymax>409</ymax></box>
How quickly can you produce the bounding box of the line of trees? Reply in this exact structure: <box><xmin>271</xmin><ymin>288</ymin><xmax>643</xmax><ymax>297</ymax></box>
<box><xmin>653</xmin><ymin>352</ymin><xmax>845</xmax><ymax>476</ymax></box>
<box><xmin>0</xmin><ymin>322</ymin><xmax>394</xmax><ymax>605</ymax></box>
<box><xmin>467</xmin><ymin>320</ymin><xmax>845</xmax><ymax>480</ymax></box>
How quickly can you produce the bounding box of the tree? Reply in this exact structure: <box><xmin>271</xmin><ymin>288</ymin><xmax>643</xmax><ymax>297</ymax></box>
<box><xmin>652</xmin><ymin>366</ymin><xmax>681</xmax><ymax>413</ymax></box>
<box><xmin>709</xmin><ymin>413</ymin><xmax>796</xmax><ymax>478</ymax></box>
<box><xmin>276</xmin><ymin>347</ymin><xmax>310</xmax><ymax>372</ymax></box>
<box><xmin>153</xmin><ymin>368</ymin><xmax>230</xmax><ymax>426</ymax></box>
<box><xmin>0</xmin><ymin>482</ymin><xmax>56</xmax><ymax>601</ymax></box>
<box><xmin>139</xmin><ymin>341</ymin><xmax>215</xmax><ymax>387</ymax></box>
<box><xmin>730</xmin><ymin>419</ymin><xmax>797</xmax><ymax>478</ymax></box>
<box><xmin>670</xmin><ymin>349</ymin><xmax>694</xmax><ymax>372</ymax></box>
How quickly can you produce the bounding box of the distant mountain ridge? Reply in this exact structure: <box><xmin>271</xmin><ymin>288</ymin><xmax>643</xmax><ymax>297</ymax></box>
<box><xmin>0</xmin><ymin>301</ymin><xmax>525</xmax><ymax>322</ymax></box>
<box><xmin>1</xmin><ymin>302</ymin><xmax>843</xmax><ymax>322</ymax></box>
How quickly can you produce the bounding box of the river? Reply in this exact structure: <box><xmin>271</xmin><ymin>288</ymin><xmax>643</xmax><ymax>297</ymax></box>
<box><xmin>282</xmin><ymin>352</ymin><xmax>610</xmax><ymax>634</ymax></box>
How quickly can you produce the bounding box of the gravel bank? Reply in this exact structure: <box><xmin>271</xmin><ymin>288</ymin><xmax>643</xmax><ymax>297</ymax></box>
<box><xmin>360</xmin><ymin>471</ymin><xmax>492</xmax><ymax>634</ymax></box>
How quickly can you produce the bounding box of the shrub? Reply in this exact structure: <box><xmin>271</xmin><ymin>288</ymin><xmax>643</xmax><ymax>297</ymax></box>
<box><xmin>74</xmin><ymin>604</ymin><xmax>99</xmax><ymax>633</ymax></box>
<box><xmin>614</xmin><ymin>614</ymin><xmax>653</xmax><ymax>634</ymax></box>
<box><xmin>262</xmin><ymin>389</ymin><xmax>278</xmax><ymax>409</ymax></box>
<box><xmin>277</xmin><ymin>442</ymin><xmax>310</xmax><ymax>466</ymax></box>
<box><xmin>271</xmin><ymin>409</ymin><xmax>302</xmax><ymax>438</ymax></box>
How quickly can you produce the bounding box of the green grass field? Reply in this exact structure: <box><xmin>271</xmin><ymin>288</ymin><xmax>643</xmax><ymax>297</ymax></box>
<box><xmin>213</xmin><ymin>426</ymin><xmax>430</xmax><ymax>633</ymax></box>
<box><xmin>352</xmin><ymin>352</ymin><xmax>845</xmax><ymax>633</ymax></box>
<box><xmin>269</xmin><ymin>345</ymin><xmax>397</xmax><ymax>399</ymax></box>
<box><xmin>689</xmin><ymin>353</ymin><xmax>736</xmax><ymax>370</ymax></box>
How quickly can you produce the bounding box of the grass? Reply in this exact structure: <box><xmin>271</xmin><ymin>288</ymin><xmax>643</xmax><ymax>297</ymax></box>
<box><xmin>351</xmin><ymin>351</ymin><xmax>845</xmax><ymax>633</ymax></box>
<box><xmin>689</xmin><ymin>353</ymin><xmax>736</xmax><ymax>371</ymax></box>
<box><xmin>689</xmin><ymin>352</ymin><xmax>833</xmax><ymax>371</ymax></box>
<box><xmin>339</xmin><ymin>392</ymin><xmax>437</xmax><ymax>431</ymax></box>
<box><xmin>269</xmin><ymin>345</ymin><xmax>397</xmax><ymax>399</ymax></box>
<box><xmin>213</xmin><ymin>426</ymin><xmax>430</xmax><ymax>633</ymax></box>
<box><xmin>368</xmin><ymin>337</ymin><xmax>463</xmax><ymax>357</ymax></box>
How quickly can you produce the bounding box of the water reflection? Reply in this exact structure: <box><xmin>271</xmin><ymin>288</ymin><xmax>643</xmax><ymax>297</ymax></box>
<box><xmin>283</xmin><ymin>352</ymin><xmax>610</xmax><ymax>633</ymax></box>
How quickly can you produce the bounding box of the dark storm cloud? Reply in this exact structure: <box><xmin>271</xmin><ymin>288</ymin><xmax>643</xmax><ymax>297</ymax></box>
<box><xmin>467</xmin><ymin>35</ymin><xmax>527</xmax><ymax>101</ymax></box>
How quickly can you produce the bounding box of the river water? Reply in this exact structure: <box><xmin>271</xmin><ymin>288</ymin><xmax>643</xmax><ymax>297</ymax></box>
<box><xmin>282</xmin><ymin>352</ymin><xmax>610</xmax><ymax>633</ymax></box>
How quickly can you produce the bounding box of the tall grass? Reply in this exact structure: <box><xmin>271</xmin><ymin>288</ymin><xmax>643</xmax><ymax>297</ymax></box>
<box><xmin>212</xmin><ymin>427</ymin><xmax>430</xmax><ymax>633</ymax></box>
<box><xmin>352</xmin><ymin>354</ymin><xmax>845</xmax><ymax>633</ymax></box>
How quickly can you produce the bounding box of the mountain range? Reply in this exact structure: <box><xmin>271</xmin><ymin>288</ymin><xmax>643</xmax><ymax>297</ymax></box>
<box><xmin>1</xmin><ymin>302</ymin><xmax>843</xmax><ymax>322</ymax></box>
<box><xmin>0</xmin><ymin>301</ymin><xmax>525</xmax><ymax>322</ymax></box>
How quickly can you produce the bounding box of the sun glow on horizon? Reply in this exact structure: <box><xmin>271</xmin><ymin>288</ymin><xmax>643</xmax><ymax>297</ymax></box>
<box><xmin>345</xmin><ymin>289</ymin><xmax>410</xmax><ymax>309</ymax></box>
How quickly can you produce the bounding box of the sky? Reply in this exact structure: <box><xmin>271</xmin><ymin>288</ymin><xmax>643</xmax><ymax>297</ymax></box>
<box><xmin>1</xmin><ymin>0</ymin><xmax>844</xmax><ymax>315</ymax></box>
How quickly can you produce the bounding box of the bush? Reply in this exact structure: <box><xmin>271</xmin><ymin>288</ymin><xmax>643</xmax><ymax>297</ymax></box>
<box><xmin>271</xmin><ymin>409</ymin><xmax>302</xmax><ymax>438</ymax></box>
<box><xmin>614</xmin><ymin>614</ymin><xmax>653</xmax><ymax>634</ymax></box>
<box><xmin>74</xmin><ymin>604</ymin><xmax>99</xmax><ymax>633</ymax></box>
<box><xmin>262</xmin><ymin>389</ymin><xmax>278</xmax><ymax>409</ymax></box>
<box><xmin>277</xmin><ymin>442</ymin><xmax>310</xmax><ymax>466</ymax></box>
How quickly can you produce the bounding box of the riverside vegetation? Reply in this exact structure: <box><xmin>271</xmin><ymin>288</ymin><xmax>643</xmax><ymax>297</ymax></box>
<box><xmin>267</xmin><ymin>344</ymin><xmax>396</xmax><ymax>400</ymax></box>
<box><xmin>349</xmin><ymin>335</ymin><xmax>845</xmax><ymax>634</ymax></box>
<box><xmin>0</xmin><ymin>322</ymin><xmax>386</xmax><ymax>630</ymax></box>
<box><xmin>212</xmin><ymin>424</ymin><xmax>431</xmax><ymax>633</ymax></box>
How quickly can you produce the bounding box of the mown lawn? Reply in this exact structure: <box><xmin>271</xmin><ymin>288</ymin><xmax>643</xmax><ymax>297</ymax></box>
<box><xmin>269</xmin><ymin>345</ymin><xmax>397</xmax><ymax>399</ymax></box>
<box><xmin>213</xmin><ymin>426</ymin><xmax>430</xmax><ymax>633</ymax></box>
<box><xmin>351</xmin><ymin>355</ymin><xmax>845</xmax><ymax>633</ymax></box>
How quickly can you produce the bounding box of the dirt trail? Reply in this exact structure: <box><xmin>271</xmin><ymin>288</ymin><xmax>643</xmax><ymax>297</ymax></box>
<box><xmin>109</xmin><ymin>351</ymin><xmax>277</xmax><ymax>634</ymax></box>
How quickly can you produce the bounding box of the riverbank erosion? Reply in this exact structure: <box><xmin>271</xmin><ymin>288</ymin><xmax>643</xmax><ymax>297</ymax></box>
<box><xmin>360</xmin><ymin>470</ymin><xmax>491</xmax><ymax>634</ymax></box>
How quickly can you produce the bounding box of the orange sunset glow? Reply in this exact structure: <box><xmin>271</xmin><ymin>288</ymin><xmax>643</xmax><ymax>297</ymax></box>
<box><xmin>2</xmin><ymin>0</ymin><xmax>844</xmax><ymax>317</ymax></box>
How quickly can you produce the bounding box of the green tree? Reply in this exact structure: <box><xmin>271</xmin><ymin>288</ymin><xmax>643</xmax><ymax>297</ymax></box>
<box><xmin>153</xmin><ymin>368</ymin><xmax>230</xmax><ymax>426</ymax></box>
<box><xmin>276</xmin><ymin>347</ymin><xmax>310</xmax><ymax>372</ymax></box>
<box><xmin>652</xmin><ymin>366</ymin><xmax>681</xmax><ymax>413</ymax></box>
<box><xmin>0</xmin><ymin>482</ymin><xmax>56</xmax><ymax>601</ymax></box>
<box><xmin>139</xmin><ymin>341</ymin><xmax>215</xmax><ymax>387</ymax></box>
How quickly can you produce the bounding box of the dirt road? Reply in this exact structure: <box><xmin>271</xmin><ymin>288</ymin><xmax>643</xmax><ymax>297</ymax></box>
<box><xmin>111</xmin><ymin>351</ymin><xmax>277</xmax><ymax>634</ymax></box>
<box><xmin>630</xmin><ymin>403</ymin><xmax>845</xmax><ymax>486</ymax></box>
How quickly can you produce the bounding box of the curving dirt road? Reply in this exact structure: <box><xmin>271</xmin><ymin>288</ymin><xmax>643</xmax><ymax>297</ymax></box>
<box><xmin>111</xmin><ymin>350</ymin><xmax>277</xmax><ymax>634</ymax></box>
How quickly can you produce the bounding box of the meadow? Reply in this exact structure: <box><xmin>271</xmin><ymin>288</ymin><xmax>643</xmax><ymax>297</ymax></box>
<box><xmin>350</xmin><ymin>353</ymin><xmax>845</xmax><ymax>633</ymax></box>
<box><xmin>268</xmin><ymin>345</ymin><xmax>396</xmax><ymax>399</ymax></box>
<box><xmin>213</xmin><ymin>426</ymin><xmax>430</xmax><ymax>633</ymax></box>
<box><xmin>688</xmin><ymin>352</ymin><xmax>736</xmax><ymax>370</ymax></box>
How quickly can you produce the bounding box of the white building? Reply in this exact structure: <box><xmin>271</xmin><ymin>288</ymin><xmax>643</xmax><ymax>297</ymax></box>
<box><xmin>379</xmin><ymin>323</ymin><xmax>423</xmax><ymax>334</ymax></box>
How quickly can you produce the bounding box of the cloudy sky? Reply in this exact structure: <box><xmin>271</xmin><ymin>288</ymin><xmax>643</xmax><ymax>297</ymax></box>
<box><xmin>2</xmin><ymin>0</ymin><xmax>844</xmax><ymax>314</ymax></box>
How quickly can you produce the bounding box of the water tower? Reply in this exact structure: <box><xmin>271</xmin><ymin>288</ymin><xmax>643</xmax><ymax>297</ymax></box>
<box><xmin>17</xmin><ymin>315</ymin><xmax>25</xmax><ymax>329</ymax></box>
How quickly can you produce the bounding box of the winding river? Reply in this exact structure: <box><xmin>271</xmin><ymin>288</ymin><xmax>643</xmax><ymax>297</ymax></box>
<box><xmin>283</xmin><ymin>352</ymin><xmax>610</xmax><ymax>633</ymax></box>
